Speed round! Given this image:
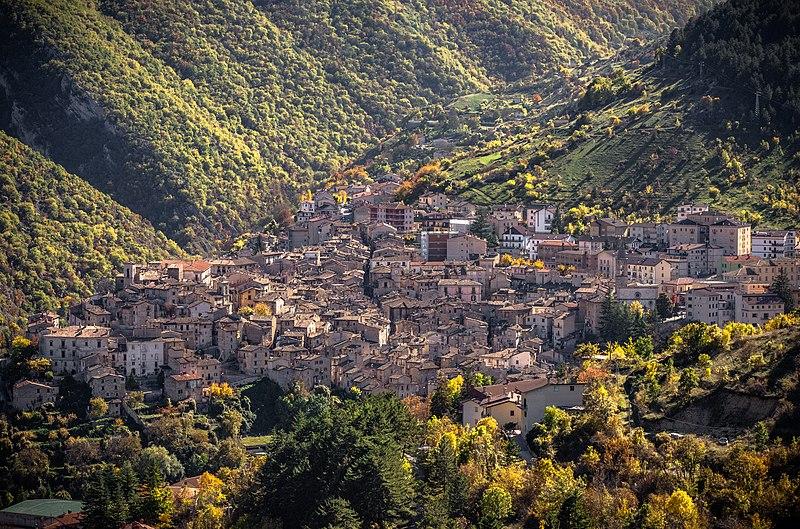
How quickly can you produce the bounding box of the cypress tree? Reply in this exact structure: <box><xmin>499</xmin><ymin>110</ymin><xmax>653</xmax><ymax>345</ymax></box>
<box><xmin>771</xmin><ymin>268</ymin><xmax>795</xmax><ymax>312</ymax></box>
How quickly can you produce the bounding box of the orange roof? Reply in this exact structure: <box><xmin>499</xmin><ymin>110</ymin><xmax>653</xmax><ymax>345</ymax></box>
<box><xmin>162</xmin><ymin>259</ymin><xmax>211</xmax><ymax>273</ymax></box>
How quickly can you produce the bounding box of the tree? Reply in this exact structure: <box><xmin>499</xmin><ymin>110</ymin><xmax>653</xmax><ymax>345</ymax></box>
<box><xmin>583</xmin><ymin>383</ymin><xmax>620</xmax><ymax>429</ymax></box>
<box><xmin>89</xmin><ymin>397</ymin><xmax>109</xmax><ymax>419</ymax></box>
<box><xmin>667</xmin><ymin>322</ymin><xmax>730</xmax><ymax>365</ymax></box>
<box><xmin>664</xmin><ymin>490</ymin><xmax>700</xmax><ymax>529</ymax></box>
<box><xmin>697</xmin><ymin>354</ymin><xmax>712</xmax><ymax>380</ymax></box>
<box><xmin>470</xmin><ymin>208</ymin><xmax>498</xmax><ymax>247</ymax></box>
<box><xmin>2</xmin><ymin>336</ymin><xmax>40</xmax><ymax>385</ymax></box>
<box><xmin>557</xmin><ymin>490</ymin><xmax>590</xmax><ymax>529</ymax></box>
<box><xmin>598</xmin><ymin>293</ymin><xmax>648</xmax><ymax>343</ymax></box>
<box><xmin>656</xmin><ymin>293</ymin><xmax>675</xmax><ymax>319</ymax></box>
<box><xmin>424</xmin><ymin>434</ymin><xmax>468</xmax><ymax>519</ymax></box>
<box><xmin>83</xmin><ymin>465</ymin><xmax>137</xmax><ymax>529</ymax></box>
<box><xmin>247</xmin><ymin>393</ymin><xmax>418</xmax><ymax>529</ymax></box>
<box><xmin>343</xmin><ymin>437</ymin><xmax>415</xmax><ymax>526</ymax></box>
<box><xmin>218</xmin><ymin>409</ymin><xmax>244</xmax><ymax>439</ymax></box>
<box><xmin>207</xmin><ymin>382</ymin><xmax>235</xmax><ymax>399</ymax></box>
<box><xmin>479</xmin><ymin>486</ymin><xmax>513</xmax><ymax>529</ymax></box>
<box><xmin>312</xmin><ymin>497</ymin><xmax>361</xmax><ymax>529</ymax></box>
<box><xmin>770</xmin><ymin>268</ymin><xmax>795</xmax><ymax>312</ymax></box>
<box><xmin>598</xmin><ymin>292</ymin><xmax>621</xmax><ymax>342</ymax></box>
<box><xmin>419</xmin><ymin>492</ymin><xmax>454</xmax><ymax>529</ymax></box>
<box><xmin>189</xmin><ymin>472</ymin><xmax>228</xmax><ymax>529</ymax></box>
<box><xmin>57</xmin><ymin>375</ymin><xmax>92</xmax><ymax>419</ymax></box>
<box><xmin>430</xmin><ymin>375</ymin><xmax>465</xmax><ymax>418</ymax></box>
<box><xmin>678</xmin><ymin>369</ymin><xmax>699</xmax><ymax>394</ymax></box>
<box><xmin>137</xmin><ymin>446</ymin><xmax>185</xmax><ymax>483</ymax></box>
<box><xmin>134</xmin><ymin>467</ymin><xmax>174</xmax><ymax>527</ymax></box>
<box><xmin>126</xmin><ymin>373</ymin><xmax>140</xmax><ymax>390</ymax></box>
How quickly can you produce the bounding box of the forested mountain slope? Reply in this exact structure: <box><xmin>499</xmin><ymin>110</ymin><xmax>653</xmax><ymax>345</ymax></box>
<box><xmin>668</xmin><ymin>0</ymin><xmax>800</xmax><ymax>129</ymax></box>
<box><xmin>0</xmin><ymin>0</ymin><xmax>714</xmax><ymax>252</ymax></box>
<box><xmin>0</xmin><ymin>132</ymin><xmax>180</xmax><ymax>338</ymax></box>
<box><xmin>371</xmin><ymin>0</ymin><xmax>800</xmax><ymax>228</ymax></box>
<box><xmin>631</xmin><ymin>322</ymin><xmax>800</xmax><ymax>440</ymax></box>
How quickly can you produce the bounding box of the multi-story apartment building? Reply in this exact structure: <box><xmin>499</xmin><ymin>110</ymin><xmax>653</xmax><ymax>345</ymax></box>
<box><xmin>624</xmin><ymin>257</ymin><xmax>674</xmax><ymax>285</ymax></box>
<box><xmin>628</xmin><ymin>222</ymin><xmax>659</xmax><ymax>245</ymax></box>
<box><xmin>118</xmin><ymin>336</ymin><xmax>169</xmax><ymax>377</ymax></box>
<box><xmin>708</xmin><ymin>219</ymin><xmax>751</xmax><ymax>256</ymax></box>
<box><xmin>420</xmin><ymin>231</ymin><xmax>454</xmax><ymax>261</ymax></box>
<box><xmin>87</xmin><ymin>368</ymin><xmax>125</xmax><ymax>401</ymax></box>
<box><xmin>39</xmin><ymin>326</ymin><xmax>110</xmax><ymax>375</ymax></box>
<box><xmin>723</xmin><ymin>257</ymin><xmax>800</xmax><ymax>287</ymax></box>
<box><xmin>752</xmin><ymin>230</ymin><xmax>798</xmax><ymax>259</ymax></box>
<box><xmin>668</xmin><ymin>214</ymin><xmax>751</xmax><ymax>256</ymax></box>
<box><xmin>437</xmin><ymin>279</ymin><xmax>482</xmax><ymax>302</ymax></box>
<box><xmin>159</xmin><ymin>317</ymin><xmax>213</xmax><ymax>351</ymax></box>
<box><xmin>734</xmin><ymin>292</ymin><xmax>784</xmax><ymax>324</ymax></box>
<box><xmin>499</xmin><ymin>225</ymin><xmax>532</xmax><ymax>257</ymax></box>
<box><xmin>369</xmin><ymin>202</ymin><xmax>414</xmax><ymax>232</ymax></box>
<box><xmin>525</xmin><ymin>204</ymin><xmax>556</xmax><ymax>233</ymax></box>
<box><xmin>446</xmin><ymin>234</ymin><xmax>488</xmax><ymax>261</ymax></box>
<box><xmin>686</xmin><ymin>285</ymin><xmax>736</xmax><ymax>325</ymax></box>
<box><xmin>667</xmin><ymin>243</ymin><xmax>724</xmax><ymax>277</ymax></box>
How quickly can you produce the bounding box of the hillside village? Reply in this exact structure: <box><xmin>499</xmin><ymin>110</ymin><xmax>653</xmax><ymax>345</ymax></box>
<box><xmin>8</xmin><ymin>176</ymin><xmax>798</xmax><ymax>439</ymax></box>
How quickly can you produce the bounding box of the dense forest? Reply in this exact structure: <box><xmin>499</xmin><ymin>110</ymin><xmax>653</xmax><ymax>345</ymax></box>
<box><xmin>668</xmin><ymin>0</ymin><xmax>800</xmax><ymax>129</ymax></box>
<box><xmin>0</xmin><ymin>132</ymin><xmax>180</xmax><ymax>339</ymax></box>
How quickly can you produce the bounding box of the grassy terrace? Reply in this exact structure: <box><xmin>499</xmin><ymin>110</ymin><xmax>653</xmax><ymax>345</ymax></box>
<box><xmin>241</xmin><ymin>435</ymin><xmax>274</xmax><ymax>448</ymax></box>
<box><xmin>379</xmin><ymin>63</ymin><xmax>800</xmax><ymax>227</ymax></box>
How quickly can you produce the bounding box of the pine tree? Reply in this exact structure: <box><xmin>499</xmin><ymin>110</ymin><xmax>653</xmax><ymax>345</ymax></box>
<box><xmin>344</xmin><ymin>438</ymin><xmax>415</xmax><ymax>527</ymax></box>
<box><xmin>770</xmin><ymin>268</ymin><xmax>795</xmax><ymax>312</ymax></box>
<box><xmin>425</xmin><ymin>435</ymin><xmax>467</xmax><ymax>518</ymax></box>
<box><xmin>557</xmin><ymin>490</ymin><xmax>591</xmax><ymax>529</ymax></box>
<box><xmin>656</xmin><ymin>293</ymin><xmax>675</xmax><ymax>319</ymax></box>
<box><xmin>470</xmin><ymin>208</ymin><xmax>498</xmax><ymax>248</ymax></box>
<box><xmin>551</xmin><ymin>207</ymin><xmax>563</xmax><ymax>233</ymax></box>
<box><xmin>313</xmin><ymin>497</ymin><xmax>361</xmax><ymax>529</ymax></box>
<box><xmin>598</xmin><ymin>292</ymin><xmax>621</xmax><ymax>342</ymax></box>
<box><xmin>83</xmin><ymin>468</ymin><xmax>111</xmax><ymax>529</ymax></box>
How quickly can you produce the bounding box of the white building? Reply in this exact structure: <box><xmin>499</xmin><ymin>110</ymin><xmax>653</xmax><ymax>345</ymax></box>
<box><xmin>121</xmin><ymin>337</ymin><xmax>168</xmax><ymax>377</ymax></box>
<box><xmin>677</xmin><ymin>203</ymin><xmax>709</xmax><ymax>221</ymax></box>
<box><xmin>499</xmin><ymin>226</ymin><xmax>533</xmax><ymax>258</ymax></box>
<box><xmin>752</xmin><ymin>230</ymin><xmax>798</xmax><ymax>259</ymax></box>
<box><xmin>525</xmin><ymin>204</ymin><xmax>556</xmax><ymax>233</ymax></box>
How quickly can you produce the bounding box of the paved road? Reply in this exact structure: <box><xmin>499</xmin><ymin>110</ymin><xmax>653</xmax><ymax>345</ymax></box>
<box><xmin>511</xmin><ymin>433</ymin><xmax>534</xmax><ymax>463</ymax></box>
